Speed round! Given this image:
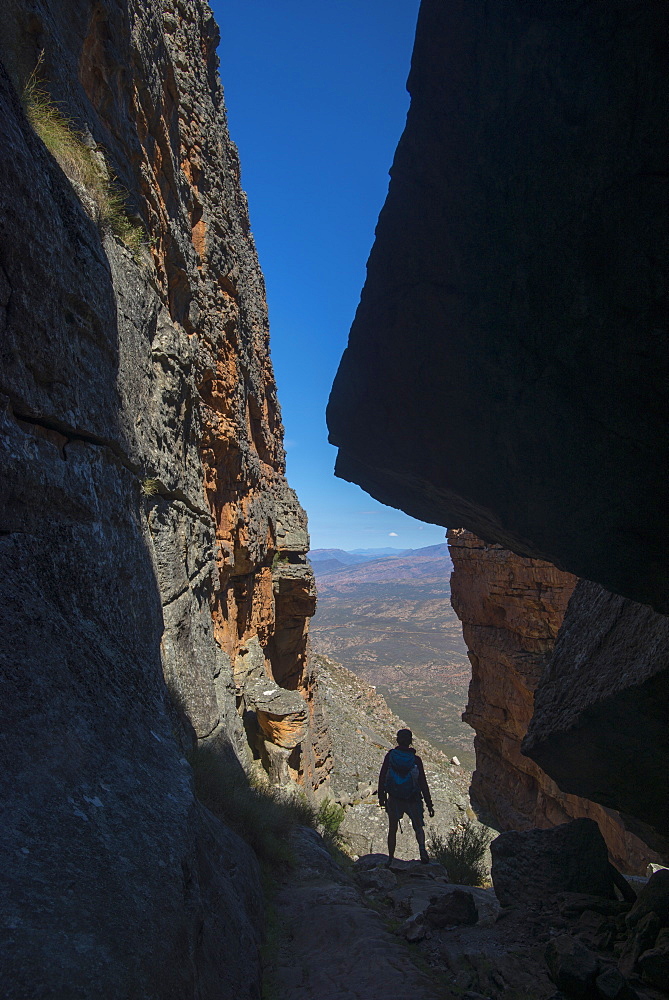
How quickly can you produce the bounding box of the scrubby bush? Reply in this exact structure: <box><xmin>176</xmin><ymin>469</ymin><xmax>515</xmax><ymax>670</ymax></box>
<box><xmin>22</xmin><ymin>61</ymin><xmax>146</xmax><ymax>261</ymax></box>
<box><xmin>428</xmin><ymin>819</ymin><xmax>491</xmax><ymax>886</ymax></box>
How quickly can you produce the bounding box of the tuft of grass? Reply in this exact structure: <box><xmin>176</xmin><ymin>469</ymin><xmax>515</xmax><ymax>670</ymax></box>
<box><xmin>428</xmin><ymin>819</ymin><xmax>491</xmax><ymax>887</ymax></box>
<box><xmin>140</xmin><ymin>477</ymin><xmax>162</xmax><ymax>497</ymax></box>
<box><xmin>189</xmin><ymin>742</ymin><xmax>321</xmax><ymax>869</ymax></box>
<box><xmin>99</xmin><ymin>183</ymin><xmax>147</xmax><ymax>261</ymax></box>
<box><xmin>22</xmin><ymin>61</ymin><xmax>146</xmax><ymax>261</ymax></box>
<box><xmin>23</xmin><ymin>67</ymin><xmax>101</xmax><ymax>190</ymax></box>
<box><xmin>315</xmin><ymin>797</ymin><xmax>352</xmax><ymax>864</ymax></box>
<box><xmin>316</xmin><ymin>798</ymin><xmax>345</xmax><ymax>836</ymax></box>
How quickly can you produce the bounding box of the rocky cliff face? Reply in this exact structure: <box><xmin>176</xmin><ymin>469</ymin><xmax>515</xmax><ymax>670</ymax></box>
<box><xmin>327</xmin><ymin>0</ymin><xmax>668</xmax><ymax>853</ymax></box>
<box><xmin>449</xmin><ymin>531</ymin><xmax>667</xmax><ymax>874</ymax></box>
<box><xmin>327</xmin><ymin>0</ymin><xmax>668</xmax><ymax>614</ymax></box>
<box><xmin>0</xmin><ymin>1</ymin><xmax>327</xmax><ymax>994</ymax></box>
<box><xmin>523</xmin><ymin>579</ymin><xmax>669</xmax><ymax>858</ymax></box>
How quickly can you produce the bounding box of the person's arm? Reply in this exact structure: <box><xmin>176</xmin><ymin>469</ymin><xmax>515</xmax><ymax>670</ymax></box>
<box><xmin>378</xmin><ymin>752</ymin><xmax>390</xmax><ymax>806</ymax></box>
<box><xmin>416</xmin><ymin>756</ymin><xmax>434</xmax><ymax>814</ymax></box>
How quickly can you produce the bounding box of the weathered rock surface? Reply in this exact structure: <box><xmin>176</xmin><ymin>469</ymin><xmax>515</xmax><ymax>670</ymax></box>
<box><xmin>524</xmin><ymin>581</ymin><xmax>669</xmax><ymax>851</ymax></box>
<box><xmin>638</xmin><ymin>929</ymin><xmax>669</xmax><ymax>990</ymax></box>
<box><xmin>491</xmin><ymin>820</ymin><xmax>616</xmax><ymax>910</ymax></box>
<box><xmin>545</xmin><ymin>934</ymin><xmax>600</xmax><ymax>997</ymax></box>
<box><xmin>449</xmin><ymin>530</ymin><xmax>667</xmax><ymax>874</ymax></box>
<box><xmin>0</xmin><ymin>0</ymin><xmax>327</xmax><ymax>993</ymax></box>
<box><xmin>327</xmin><ymin>0</ymin><xmax>668</xmax><ymax>614</ymax></box>
<box><xmin>595</xmin><ymin>967</ymin><xmax>640</xmax><ymax>1000</ymax></box>
<box><xmin>262</xmin><ymin>828</ymin><xmax>443</xmax><ymax>1000</ymax></box>
<box><xmin>347</xmin><ymin>847</ymin><xmax>668</xmax><ymax>999</ymax></box>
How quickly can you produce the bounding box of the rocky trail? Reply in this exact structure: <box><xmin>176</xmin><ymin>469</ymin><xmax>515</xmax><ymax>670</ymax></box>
<box><xmin>262</xmin><ymin>829</ymin><xmax>444</xmax><ymax>1000</ymax></box>
<box><xmin>262</xmin><ymin>824</ymin><xmax>669</xmax><ymax>1000</ymax></box>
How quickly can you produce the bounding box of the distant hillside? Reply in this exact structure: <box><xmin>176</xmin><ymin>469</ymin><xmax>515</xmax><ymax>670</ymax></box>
<box><xmin>314</xmin><ymin>543</ymin><xmax>453</xmax><ymax>588</ymax></box>
<box><xmin>308</xmin><ymin>547</ymin><xmax>411</xmax><ymax>573</ymax></box>
<box><xmin>309</xmin><ymin>543</ymin><xmax>474</xmax><ymax>768</ymax></box>
<box><xmin>309</xmin><ymin>548</ymin><xmax>373</xmax><ymax>566</ymax></box>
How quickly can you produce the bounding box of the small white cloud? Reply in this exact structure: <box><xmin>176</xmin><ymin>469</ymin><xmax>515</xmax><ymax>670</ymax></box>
<box><xmin>388</xmin><ymin>532</ymin><xmax>398</xmax><ymax>537</ymax></box>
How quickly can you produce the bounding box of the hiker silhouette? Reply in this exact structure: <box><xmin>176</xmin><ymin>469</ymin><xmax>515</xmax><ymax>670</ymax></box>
<box><xmin>378</xmin><ymin>728</ymin><xmax>435</xmax><ymax>867</ymax></box>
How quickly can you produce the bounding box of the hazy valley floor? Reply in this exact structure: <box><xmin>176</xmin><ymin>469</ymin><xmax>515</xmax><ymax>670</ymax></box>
<box><xmin>310</xmin><ymin>548</ymin><xmax>475</xmax><ymax>770</ymax></box>
<box><xmin>315</xmin><ymin>654</ymin><xmax>480</xmax><ymax>861</ymax></box>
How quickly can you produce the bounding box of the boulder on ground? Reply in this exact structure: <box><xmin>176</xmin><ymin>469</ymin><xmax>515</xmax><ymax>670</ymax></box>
<box><xmin>425</xmin><ymin>888</ymin><xmax>478</xmax><ymax>928</ymax></box>
<box><xmin>594</xmin><ymin>966</ymin><xmax>639</xmax><ymax>1000</ymax></box>
<box><xmin>356</xmin><ymin>866</ymin><xmax>398</xmax><ymax>893</ymax></box>
<box><xmin>400</xmin><ymin>912</ymin><xmax>429</xmax><ymax>942</ymax></box>
<box><xmin>245</xmin><ymin>679</ymin><xmax>308</xmax><ymax>748</ymax></box>
<box><xmin>638</xmin><ymin>928</ymin><xmax>669</xmax><ymax>989</ymax></box>
<box><xmin>618</xmin><ymin>911</ymin><xmax>661</xmax><ymax>978</ymax></box>
<box><xmin>492</xmin><ymin>819</ymin><xmax>615</xmax><ymax>909</ymax></box>
<box><xmin>545</xmin><ymin>934</ymin><xmax>600</xmax><ymax>996</ymax></box>
<box><xmin>625</xmin><ymin>868</ymin><xmax>669</xmax><ymax>929</ymax></box>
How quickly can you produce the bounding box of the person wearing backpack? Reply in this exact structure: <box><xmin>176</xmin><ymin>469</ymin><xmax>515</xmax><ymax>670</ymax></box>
<box><xmin>378</xmin><ymin>728</ymin><xmax>435</xmax><ymax>867</ymax></box>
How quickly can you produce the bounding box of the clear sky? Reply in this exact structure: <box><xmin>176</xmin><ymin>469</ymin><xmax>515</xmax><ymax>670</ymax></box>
<box><xmin>210</xmin><ymin>0</ymin><xmax>446</xmax><ymax>551</ymax></box>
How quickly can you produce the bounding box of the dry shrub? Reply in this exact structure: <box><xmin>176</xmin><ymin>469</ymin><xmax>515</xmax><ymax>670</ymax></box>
<box><xmin>428</xmin><ymin>819</ymin><xmax>491</xmax><ymax>886</ymax></box>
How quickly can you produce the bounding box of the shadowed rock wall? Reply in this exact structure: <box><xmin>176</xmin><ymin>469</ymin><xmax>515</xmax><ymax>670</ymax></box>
<box><xmin>327</xmin><ymin>0</ymin><xmax>668</xmax><ymax>613</ymax></box>
<box><xmin>449</xmin><ymin>531</ymin><xmax>668</xmax><ymax>874</ymax></box>
<box><xmin>523</xmin><ymin>579</ymin><xmax>669</xmax><ymax>855</ymax></box>
<box><xmin>327</xmin><ymin>0</ymin><xmax>668</xmax><ymax>847</ymax></box>
<box><xmin>0</xmin><ymin>0</ymin><xmax>328</xmax><ymax>994</ymax></box>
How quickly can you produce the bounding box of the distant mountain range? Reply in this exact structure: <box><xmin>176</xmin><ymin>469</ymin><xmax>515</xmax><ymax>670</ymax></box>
<box><xmin>308</xmin><ymin>547</ymin><xmax>408</xmax><ymax>568</ymax></box>
<box><xmin>309</xmin><ymin>543</ymin><xmax>453</xmax><ymax>586</ymax></box>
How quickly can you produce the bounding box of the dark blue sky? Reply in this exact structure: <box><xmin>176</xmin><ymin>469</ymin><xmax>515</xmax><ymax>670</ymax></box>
<box><xmin>210</xmin><ymin>0</ymin><xmax>446</xmax><ymax>550</ymax></box>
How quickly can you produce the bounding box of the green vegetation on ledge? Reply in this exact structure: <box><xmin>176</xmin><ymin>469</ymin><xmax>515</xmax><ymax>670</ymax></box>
<box><xmin>22</xmin><ymin>62</ymin><xmax>146</xmax><ymax>261</ymax></box>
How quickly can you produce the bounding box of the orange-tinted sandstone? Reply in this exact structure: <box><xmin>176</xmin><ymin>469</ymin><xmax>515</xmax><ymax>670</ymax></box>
<box><xmin>449</xmin><ymin>529</ymin><xmax>665</xmax><ymax>874</ymax></box>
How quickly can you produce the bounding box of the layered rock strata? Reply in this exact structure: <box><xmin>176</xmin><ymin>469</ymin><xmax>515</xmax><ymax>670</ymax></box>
<box><xmin>449</xmin><ymin>530</ymin><xmax>667</xmax><ymax>874</ymax></box>
<box><xmin>0</xmin><ymin>0</ymin><xmax>328</xmax><ymax>994</ymax></box>
<box><xmin>327</xmin><ymin>0</ymin><xmax>668</xmax><ymax>614</ymax></box>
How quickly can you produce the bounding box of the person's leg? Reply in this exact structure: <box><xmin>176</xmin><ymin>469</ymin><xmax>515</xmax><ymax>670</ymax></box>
<box><xmin>386</xmin><ymin>815</ymin><xmax>398</xmax><ymax>866</ymax></box>
<box><xmin>415</xmin><ymin>824</ymin><xmax>429</xmax><ymax>863</ymax></box>
<box><xmin>409</xmin><ymin>801</ymin><xmax>429</xmax><ymax>862</ymax></box>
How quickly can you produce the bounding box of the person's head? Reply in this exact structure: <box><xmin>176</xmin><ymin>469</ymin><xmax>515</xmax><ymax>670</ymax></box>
<box><xmin>396</xmin><ymin>728</ymin><xmax>413</xmax><ymax>748</ymax></box>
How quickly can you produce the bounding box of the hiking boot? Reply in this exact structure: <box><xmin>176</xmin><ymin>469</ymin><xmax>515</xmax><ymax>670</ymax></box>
<box><xmin>385</xmin><ymin>858</ymin><xmax>394</xmax><ymax>870</ymax></box>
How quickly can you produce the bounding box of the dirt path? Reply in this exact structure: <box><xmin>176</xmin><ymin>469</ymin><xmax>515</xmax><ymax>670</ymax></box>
<box><xmin>262</xmin><ymin>828</ymin><xmax>445</xmax><ymax>1000</ymax></box>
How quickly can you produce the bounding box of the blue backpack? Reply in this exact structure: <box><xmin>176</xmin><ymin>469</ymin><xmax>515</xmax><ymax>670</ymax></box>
<box><xmin>385</xmin><ymin>748</ymin><xmax>420</xmax><ymax>800</ymax></box>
